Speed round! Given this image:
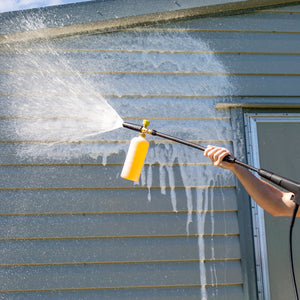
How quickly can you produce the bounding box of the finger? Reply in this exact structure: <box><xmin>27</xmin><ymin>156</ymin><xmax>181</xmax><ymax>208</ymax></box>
<box><xmin>213</xmin><ymin>148</ymin><xmax>228</xmax><ymax>166</ymax></box>
<box><xmin>215</xmin><ymin>149</ymin><xmax>231</xmax><ymax>166</ymax></box>
<box><xmin>205</xmin><ymin>147</ymin><xmax>219</xmax><ymax>160</ymax></box>
<box><xmin>204</xmin><ymin>145</ymin><xmax>215</xmax><ymax>157</ymax></box>
<box><xmin>205</xmin><ymin>147</ymin><xmax>224</xmax><ymax>164</ymax></box>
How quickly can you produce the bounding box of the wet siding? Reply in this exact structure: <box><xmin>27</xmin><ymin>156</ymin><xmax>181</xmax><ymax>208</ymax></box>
<box><xmin>1</xmin><ymin>4</ymin><xmax>300</xmax><ymax>299</ymax></box>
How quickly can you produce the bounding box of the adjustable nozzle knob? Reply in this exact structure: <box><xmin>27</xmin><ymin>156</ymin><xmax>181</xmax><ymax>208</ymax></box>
<box><xmin>143</xmin><ymin>119</ymin><xmax>150</xmax><ymax>127</ymax></box>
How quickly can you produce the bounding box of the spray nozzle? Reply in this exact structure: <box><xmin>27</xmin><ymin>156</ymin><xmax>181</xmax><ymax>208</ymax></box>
<box><xmin>122</xmin><ymin>122</ymin><xmax>143</xmax><ymax>133</ymax></box>
<box><xmin>123</xmin><ymin>120</ymin><xmax>156</xmax><ymax>137</ymax></box>
<box><xmin>123</xmin><ymin>120</ymin><xmax>151</xmax><ymax>134</ymax></box>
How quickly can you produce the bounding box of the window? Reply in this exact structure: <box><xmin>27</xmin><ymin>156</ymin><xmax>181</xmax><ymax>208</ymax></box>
<box><xmin>244</xmin><ymin>113</ymin><xmax>300</xmax><ymax>300</ymax></box>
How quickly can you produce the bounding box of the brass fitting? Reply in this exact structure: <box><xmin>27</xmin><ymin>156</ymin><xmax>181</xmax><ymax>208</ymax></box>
<box><xmin>140</xmin><ymin>119</ymin><xmax>150</xmax><ymax>137</ymax></box>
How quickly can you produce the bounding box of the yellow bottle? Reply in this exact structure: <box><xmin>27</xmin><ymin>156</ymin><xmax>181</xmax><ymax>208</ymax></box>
<box><xmin>121</xmin><ymin>121</ymin><xmax>150</xmax><ymax>182</ymax></box>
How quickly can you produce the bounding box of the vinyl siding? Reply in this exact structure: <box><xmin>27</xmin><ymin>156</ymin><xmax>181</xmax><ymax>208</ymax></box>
<box><xmin>0</xmin><ymin>3</ymin><xmax>300</xmax><ymax>299</ymax></box>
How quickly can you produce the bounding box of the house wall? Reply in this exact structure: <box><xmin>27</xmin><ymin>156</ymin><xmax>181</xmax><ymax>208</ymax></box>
<box><xmin>0</xmin><ymin>3</ymin><xmax>300</xmax><ymax>299</ymax></box>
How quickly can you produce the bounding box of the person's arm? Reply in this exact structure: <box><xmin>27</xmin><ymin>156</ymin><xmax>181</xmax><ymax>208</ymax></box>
<box><xmin>204</xmin><ymin>145</ymin><xmax>295</xmax><ymax>217</ymax></box>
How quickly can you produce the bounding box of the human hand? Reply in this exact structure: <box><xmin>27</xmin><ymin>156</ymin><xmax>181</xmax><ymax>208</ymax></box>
<box><xmin>204</xmin><ymin>145</ymin><xmax>235</xmax><ymax>170</ymax></box>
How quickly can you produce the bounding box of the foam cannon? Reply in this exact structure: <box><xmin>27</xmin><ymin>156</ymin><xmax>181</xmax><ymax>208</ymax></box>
<box><xmin>121</xmin><ymin>120</ymin><xmax>300</xmax><ymax>204</ymax></box>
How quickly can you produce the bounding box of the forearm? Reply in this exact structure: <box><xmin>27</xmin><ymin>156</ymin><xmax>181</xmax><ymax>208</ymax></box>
<box><xmin>204</xmin><ymin>145</ymin><xmax>295</xmax><ymax>216</ymax></box>
<box><xmin>232</xmin><ymin>164</ymin><xmax>295</xmax><ymax>217</ymax></box>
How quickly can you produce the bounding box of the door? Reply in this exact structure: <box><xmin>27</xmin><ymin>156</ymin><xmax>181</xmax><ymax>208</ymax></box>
<box><xmin>245</xmin><ymin>113</ymin><xmax>300</xmax><ymax>300</ymax></box>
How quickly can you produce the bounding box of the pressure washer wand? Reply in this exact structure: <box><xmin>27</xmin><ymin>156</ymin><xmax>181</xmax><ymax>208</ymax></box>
<box><xmin>123</xmin><ymin>121</ymin><xmax>239</xmax><ymax>164</ymax></box>
<box><xmin>123</xmin><ymin>121</ymin><xmax>206</xmax><ymax>152</ymax></box>
<box><xmin>122</xmin><ymin>121</ymin><xmax>300</xmax><ymax>203</ymax></box>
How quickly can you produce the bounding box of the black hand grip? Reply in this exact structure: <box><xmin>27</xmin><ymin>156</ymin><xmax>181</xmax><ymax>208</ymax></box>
<box><xmin>258</xmin><ymin>168</ymin><xmax>300</xmax><ymax>195</ymax></box>
<box><xmin>223</xmin><ymin>154</ymin><xmax>236</xmax><ymax>163</ymax></box>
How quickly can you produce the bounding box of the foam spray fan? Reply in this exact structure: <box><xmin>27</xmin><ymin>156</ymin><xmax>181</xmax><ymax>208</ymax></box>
<box><xmin>121</xmin><ymin>120</ymin><xmax>300</xmax><ymax>204</ymax></box>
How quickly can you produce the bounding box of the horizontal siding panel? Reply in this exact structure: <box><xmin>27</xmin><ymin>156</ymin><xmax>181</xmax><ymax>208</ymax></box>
<box><xmin>233</xmin><ymin>75</ymin><xmax>300</xmax><ymax>96</ymax></box>
<box><xmin>0</xmin><ymin>187</ymin><xmax>238</xmax><ymax>214</ymax></box>
<box><xmin>218</xmin><ymin>53</ymin><xmax>300</xmax><ymax>75</ymax></box>
<box><xmin>0</xmin><ymin>50</ymin><xmax>232</xmax><ymax>74</ymax></box>
<box><xmin>25</xmin><ymin>30</ymin><xmax>300</xmax><ymax>54</ymax></box>
<box><xmin>0</xmin><ymin>164</ymin><xmax>235</xmax><ymax>189</ymax></box>
<box><xmin>0</xmin><ymin>118</ymin><xmax>233</xmax><ymax>141</ymax></box>
<box><xmin>216</xmin><ymin>96</ymin><xmax>300</xmax><ymax>108</ymax></box>
<box><xmin>0</xmin><ymin>285</ymin><xmax>244</xmax><ymax>300</ymax></box>
<box><xmin>0</xmin><ymin>140</ymin><xmax>233</xmax><ymax>165</ymax></box>
<box><xmin>272</xmin><ymin>5</ymin><xmax>300</xmax><ymax>12</ymax></box>
<box><xmin>2</xmin><ymin>50</ymin><xmax>300</xmax><ymax>75</ymax></box>
<box><xmin>197</xmin><ymin>31</ymin><xmax>300</xmax><ymax>54</ymax></box>
<box><xmin>0</xmin><ymin>72</ymin><xmax>232</xmax><ymax>96</ymax></box>
<box><xmin>0</xmin><ymin>235</ymin><xmax>240</xmax><ymax>265</ymax></box>
<box><xmin>1</xmin><ymin>72</ymin><xmax>299</xmax><ymax>97</ymax></box>
<box><xmin>0</xmin><ymin>95</ymin><xmax>230</xmax><ymax>118</ymax></box>
<box><xmin>0</xmin><ymin>211</ymin><xmax>239</xmax><ymax>239</ymax></box>
<box><xmin>7</xmin><ymin>31</ymin><xmax>219</xmax><ymax>51</ymax></box>
<box><xmin>0</xmin><ymin>260</ymin><xmax>243</xmax><ymax>291</ymax></box>
<box><xmin>163</xmin><ymin>10</ymin><xmax>300</xmax><ymax>32</ymax></box>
